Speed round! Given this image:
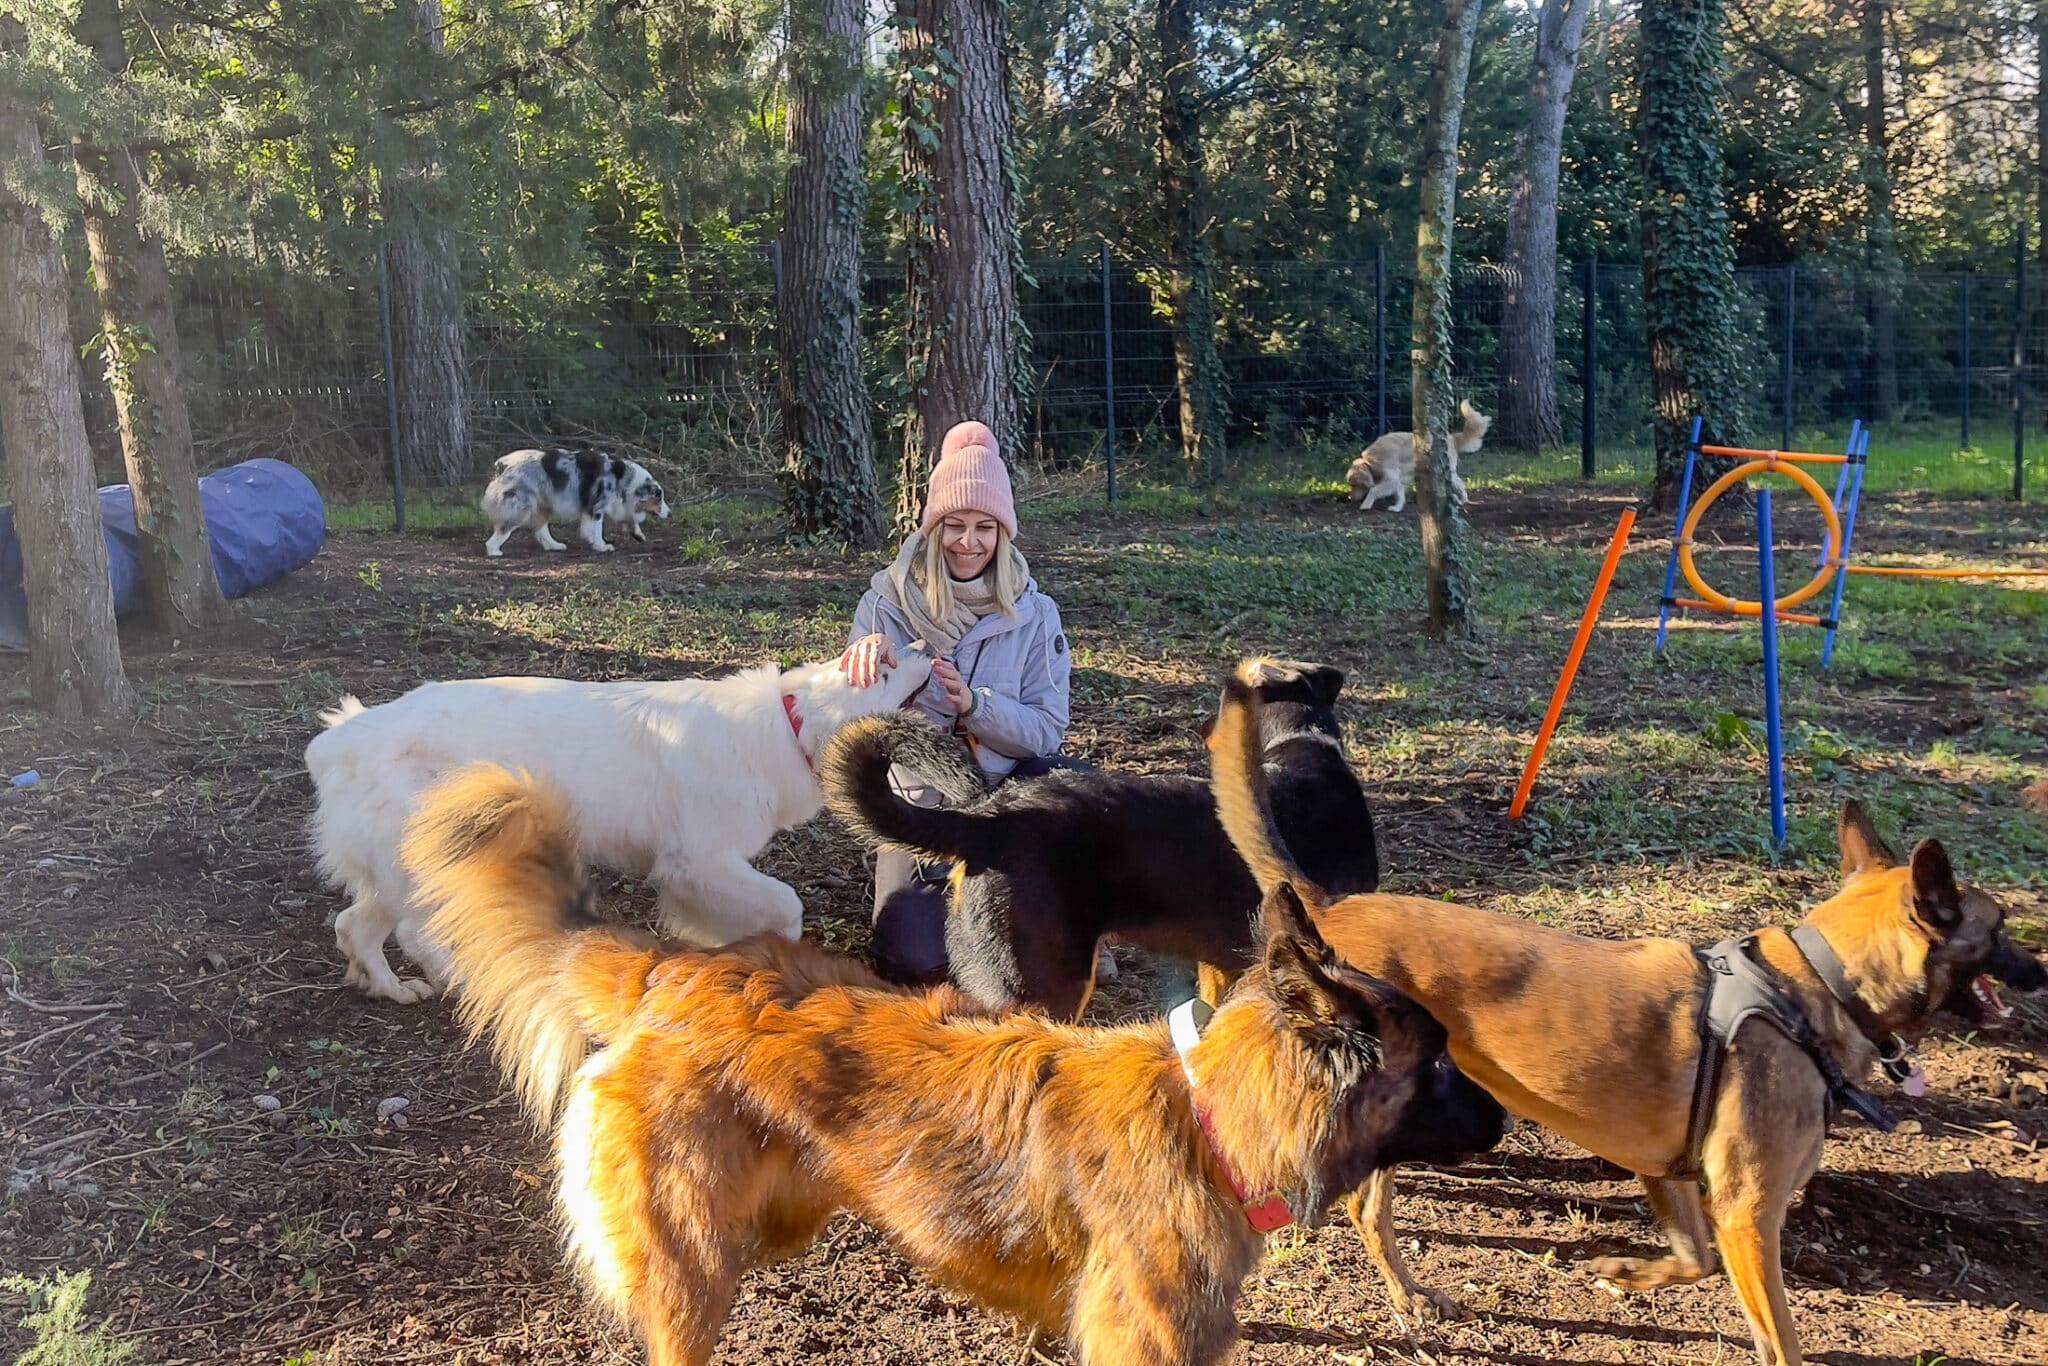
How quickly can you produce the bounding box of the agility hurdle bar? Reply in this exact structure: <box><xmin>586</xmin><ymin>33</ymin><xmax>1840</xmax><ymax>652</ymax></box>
<box><xmin>1508</xmin><ymin>507</ymin><xmax>1637</xmax><ymax>821</ymax></box>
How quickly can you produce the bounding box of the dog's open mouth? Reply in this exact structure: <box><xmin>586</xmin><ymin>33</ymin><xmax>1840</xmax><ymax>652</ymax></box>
<box><xmin>1970</xmin><ymin>973</ymin><xmax>2013</xmax><ymax>1021</ymax></box>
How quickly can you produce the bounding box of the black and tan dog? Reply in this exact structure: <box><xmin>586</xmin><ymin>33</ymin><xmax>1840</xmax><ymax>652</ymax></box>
<box><xmin>822</xmin><ymin>657</ymin><xmax>1379</xmax><ymax>1016</ymax></box>
<box><xmin>401</xmin><ymin>762</ymin><xmax>1504</xmax><ymax>1366</ymax></box>
<box><xmin>1208</xmin><ymin>678</ymin><xmax>2044</xmax><ymax>1366</ymax></box>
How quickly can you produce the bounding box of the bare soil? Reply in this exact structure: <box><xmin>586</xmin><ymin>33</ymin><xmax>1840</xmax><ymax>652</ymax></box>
<box><xmin>3</xmin><ymin>480</ymin><xmax>2044</xmax><ymax>1365</ymax></box>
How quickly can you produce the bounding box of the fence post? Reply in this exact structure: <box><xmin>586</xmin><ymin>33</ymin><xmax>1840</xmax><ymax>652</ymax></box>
<box><xmin>1581</xmin><ymin>256</ymin><xmax>1597</xmax><ymax>479</ymax></box>
<box><xmin>1959</xmin><ymin>271</ymin><xmax>1971</xmax><ymax>448</ymax></box>
<box><xmin>1781</xmin><ymin>264</ymin><xmax>1795</xmax><ymax>452</ymax></box>
<box><xmin>2016</xmin><ymin>230</ymin><xmax>2027</xmax><ymax>502</ymax></box>
<box><xmin>376</xmin><ymin>239</ymin><xmax>405</xmax><ymax>531</ymax></box>
<box><xmin>1374</xmin><ymin>241</ymin><xmax>1387</xmax><ymax>436</ymax></box>
<box><xmin>1100</xmin><ymin>240</ymin><xmax>1116</xmax><ymax>507</ymax></box>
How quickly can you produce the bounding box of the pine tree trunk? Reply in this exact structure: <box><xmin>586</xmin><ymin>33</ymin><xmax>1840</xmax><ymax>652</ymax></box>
<box><xmin>1497</xmin><ymin>0</ymin><xmax>1590</xmax><ymax>451</ymax></box>
<box><xmin>1637</xmin><ymin>0</ymin><xmax>1745</xmax><ymax>509</ymax></box>
<box><xmin>0</xmin><ymin>17</ymin><xmax>132</xmax><ymax>717</ymax></box>
<box><xmin>779</xmin><ymin>0</ymin><xmax>883</xmax><ymax>547</ymax></box>
<box><xmin>71</xmin><ymin>0</ymin><xmax>228</xmax><ymax>633</ymax></box>
<box><xmin>1862</xmin><ymin>0</ymin><xmax>1897</xmax><ymax>421</ymax></box>
<box><xmin>1413</xmin><ymin>0</ymin><xmax>1484</xmax><ymax>640</ymax></box>
<box><xmin>380</xmin><ymin>0</ymin><xmax>471</xmax><ymax>488</ymax></box>
<box><xmin>895</xmin><ymin>0</ymin><xmax>1021</xmax><ymax>532</ymax></box>
<box><xmin>1156</xmin><ymin>0</ymin><xmax>1229</xmax><ymax>484</ymax></box>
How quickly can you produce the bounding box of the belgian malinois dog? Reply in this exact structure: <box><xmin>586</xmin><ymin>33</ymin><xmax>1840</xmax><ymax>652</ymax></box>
<box><xmin>401</xmin><ymin>762</ymin><xmax>1507</xmax><ymax>1366</ymax></box>
<box><xmin>1207</xmin><ymin>678</ymin><xmax>2044</xmax><ymax>1366</ymax></box>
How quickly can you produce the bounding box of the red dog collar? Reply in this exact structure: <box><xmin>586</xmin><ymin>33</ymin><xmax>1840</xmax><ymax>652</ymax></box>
<box><xmin>781</xmin><ymin>694</ymin><xmax>812</xmax><ymax>771</ymax></box>
<box><xmin>1168</xmin><ymin>999</ymin><xmax>1296</xmax><ymax>1232</ymax></box>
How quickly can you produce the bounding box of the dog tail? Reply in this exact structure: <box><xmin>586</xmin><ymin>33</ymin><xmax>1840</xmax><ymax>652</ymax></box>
<box><xmin>1454</xmin><ymin>400</ymin><xmax>1492</xmax><ymax>455</ymax></box>
<box><xmin>820</xmin><ymin>713</ymin><xmax>1002</xmax><ymax>864</ymax></box>
<box><xmin>401</xmin><ymin>763</ymin><xmax>659</xmax><ymax>1123</ymax></box>
<box><xmin>1207</xmin><ymin>676</ymin><xmax>1328</xmax><ymax>909</ymax></box>
<box><xmin>317</xmin><ymin>695</ymin><xmax>366</xmax><ymax>730</ymax></box>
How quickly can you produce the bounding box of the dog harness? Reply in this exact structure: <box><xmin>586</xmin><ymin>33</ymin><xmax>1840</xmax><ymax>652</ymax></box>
<box><xmin>1787</xmin><ymin>924</ymin><xmax>1926</xmax><ymax>1095</ymax></box>
<box><xmin>1680</xmin><ymin>934</ymin><xmax>1898</xmax><ymax>1178</ymax></box>
<box><xmin>1167</xmin><ymin>999</ymin><xmax>1296</xmax><ymax>1233</ymax></box>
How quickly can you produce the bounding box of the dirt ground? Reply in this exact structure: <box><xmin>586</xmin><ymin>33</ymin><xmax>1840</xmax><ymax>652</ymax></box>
<box><xmin>3</xmin><ymin>477</ymin><xmax>2045</xmax><ymax>1365</ymax></box>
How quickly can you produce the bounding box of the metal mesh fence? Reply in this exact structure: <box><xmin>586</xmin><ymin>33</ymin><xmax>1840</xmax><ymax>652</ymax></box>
<box><xmin>143</xmin><ymin>249</ymin><xmax>2047</xmax><ymax>503</ymax></box>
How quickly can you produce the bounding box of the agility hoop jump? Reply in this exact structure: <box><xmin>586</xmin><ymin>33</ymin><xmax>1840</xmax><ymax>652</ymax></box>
<box><xmin>1513</xmin><ymin>418</ymin><xmax>2045</xmax><ymax>845</ymax></box>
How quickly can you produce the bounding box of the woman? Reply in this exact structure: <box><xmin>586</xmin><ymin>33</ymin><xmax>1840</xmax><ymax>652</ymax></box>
<box><xmin>841</xmin><ymin>421</ymin><xmax>1073</xmax><ymax>984</ymax></box>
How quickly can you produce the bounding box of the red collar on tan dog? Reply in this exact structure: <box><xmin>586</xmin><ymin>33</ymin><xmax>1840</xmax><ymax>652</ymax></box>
<box><xmin>782</xmin><ymin>694</ymin><xmax>812</xmax><ymax>771</ymax></box>
<box><xmin>1169</xmin><ymin>1000</ymin><xmax>1295</xmax><ymax>1233</ymax></box>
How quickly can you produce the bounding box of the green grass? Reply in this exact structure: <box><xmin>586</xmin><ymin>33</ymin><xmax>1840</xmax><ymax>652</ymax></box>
<box><xmin>1481</xmin><ymin>420</ymin><xmax>2046</xmax><ymax>498</ymax></box>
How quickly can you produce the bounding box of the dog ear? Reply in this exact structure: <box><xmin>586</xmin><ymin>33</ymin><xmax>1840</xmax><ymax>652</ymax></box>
<box><xmin>1305</xmin><ymin>665</ymin><xmax>1345</xmax><ymax>708</ymax></box>
<box><xmin>1908</xmin><ymin>839</ymin><xmax>1962</xmax><ymax>935</ymax></box>
<box><xmin>1837</xmin><ymin>799</ymin><xmax>1899</xmax><ymax>876</ymax></box>
<box><xmin>1263</xmin><ymin>886</ymin><xmax>1362</xmax><ymax>1039</ymax></box>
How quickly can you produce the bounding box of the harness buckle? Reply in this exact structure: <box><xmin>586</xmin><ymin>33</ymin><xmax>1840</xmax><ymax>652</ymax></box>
<box><xmin>1876</xmin><ymin>1035</ymin><xmax>1918</xmax><ymax>1085</ymax></box>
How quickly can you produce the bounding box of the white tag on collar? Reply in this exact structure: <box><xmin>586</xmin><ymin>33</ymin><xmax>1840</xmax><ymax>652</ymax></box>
<box><xmin>1168</xmin><ymin>997</ymin><xmax>1213</xmax><ymax>1082</ymax></box>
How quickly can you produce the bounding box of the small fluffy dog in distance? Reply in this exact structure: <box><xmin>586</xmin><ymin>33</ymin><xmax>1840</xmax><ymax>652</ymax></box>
<box><xmin>481</xmin><ymin>447</ymin><xmax>669</xmax><ymax>556</ymax></box>
<box><xmin>822</xmin><ymin>657</ymin><xmax>1379</xmax><ymax>1017</ymax></box>
<box><xmin>399</xmin><ymin>762</ymin><xmax>1507</xmax><ymax>1366</ymax></box>
<box><xmin>303</xmin><ymin>647</ymin><xmax>932</xmax><ymax>1002</ymax></box>
<box><xmin>1209</xmin><ymin>679</ymin><xmax>2045</xmax><ymax>1363</ymax></box>
<box><xmin>1346</xmin><ymin>401</ymin><xmax>1492</xmax><ymax>512</ymax></box>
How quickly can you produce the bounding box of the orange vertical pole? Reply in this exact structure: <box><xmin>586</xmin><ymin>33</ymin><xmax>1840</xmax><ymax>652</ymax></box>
<box><xmin>1509</xmin><ymin>507</ymin><xmax>1637</xmax><ymax>820</ymax></box>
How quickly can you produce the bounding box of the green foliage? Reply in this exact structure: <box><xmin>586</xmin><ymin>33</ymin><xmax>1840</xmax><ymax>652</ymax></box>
<box><xmin>2</xmin><ymin>1270</ymin><xmax>137</xmax><ymax>1366</ymax></box>
<box><xmin>1636</xmin><ymin>0</ymin><xmax>1751</xmax><ymax>477</ymax></box>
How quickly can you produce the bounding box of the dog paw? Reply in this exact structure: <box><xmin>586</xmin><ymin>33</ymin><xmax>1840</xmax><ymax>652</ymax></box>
<box><xmin>542</xmin><ymin>543</ymin><xmax>566</xmax><ymax>552</ymax></box>
<box><xmin>385</xmin><ymin>977</ymin><xmax>438</xmax><ymax>1004</ymax></box>
<box><xmin>485</xmin><ymin>546</ymin><xmax>504</xmax><ymax>558</ymax></box>
<box><xmin>593</xmin><ymin>543</ymin><xmax>614</xmax><ymax>554</ymax></box>
<box><xmin>1388</xmin><ymin>1284</ymin><xmax>1467</xmax><ymax>1322</ymax></box>
<box><xmin>1585</xmin><ymin>1255</ymin><xmax>1703</xmax><ymax>1292</ymax></box>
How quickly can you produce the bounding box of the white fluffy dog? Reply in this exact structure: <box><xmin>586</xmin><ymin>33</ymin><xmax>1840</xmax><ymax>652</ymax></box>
<box><xmin>1346</xmin><ymin>401</ymin><xmax>1493</xmax><ymax>512</ymax></box>
<box><xmin>481</xmin><ymin>447</ymin><xmax>669</xmax><ymax>557</ymax></box>
<box><xmin>304</xmin><ymin>648</ymin><xmax>934</xmax><ymax>1002</ymax></box>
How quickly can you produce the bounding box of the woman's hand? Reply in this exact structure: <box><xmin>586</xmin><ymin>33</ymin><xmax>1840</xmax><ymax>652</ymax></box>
<box><xmin>839</xmin><ymin>633</ymin><xmax>896</xmax><ymax>689</ymax></box>
<box><xmin>930</xmin><ymin>658</ymin><xmax>973</xmax><ymax>714</ymax></box>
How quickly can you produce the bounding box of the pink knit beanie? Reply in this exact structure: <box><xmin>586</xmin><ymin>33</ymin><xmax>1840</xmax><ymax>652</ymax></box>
<box><xmin>920</xmin><ymin>421</ymin><xmax>1017</xmax><ymax>540</ymax></box>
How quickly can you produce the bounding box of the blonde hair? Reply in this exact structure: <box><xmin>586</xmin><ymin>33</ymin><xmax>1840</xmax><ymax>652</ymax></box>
<box><xmin>919</xmin><ymin>524</ymin><xmax>1025</xmax><ymax>620</ymax></box>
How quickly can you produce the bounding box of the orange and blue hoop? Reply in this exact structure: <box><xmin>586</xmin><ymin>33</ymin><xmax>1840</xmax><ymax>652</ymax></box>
<box><xmin>1651</xmin><ymin>418</ymin><xmax>1870</xmax><ymax>851</ymax></box>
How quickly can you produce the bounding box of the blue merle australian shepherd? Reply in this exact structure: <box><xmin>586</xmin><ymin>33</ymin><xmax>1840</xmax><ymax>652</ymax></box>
<box><xmin>481</xmin><ymin>447</ymin><xmax>669</xmax><ymax>557</ymax></box>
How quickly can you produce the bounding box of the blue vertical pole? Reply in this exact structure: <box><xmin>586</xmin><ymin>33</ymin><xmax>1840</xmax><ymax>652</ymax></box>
<box><xmin>1816</xmin><ymin>417</ymin><xmax>1860</xmax><ymax>567</ymax></box>
<box><xmin>1757</xmin><ymin>487</ymin><xmax>1786</xmax><ymax>851</ymax></box>
<box><xmin>1374</xmin><ymin>242</ymin><xmax>1388</xmax><ymax>437</ymax></box>
<box><xmin>1959</xmin><ymin>272</ymin><xmax>1972</xmax><ymax>449</ymax></box>
<box><xmin>376</xmin><ymin>239</ymin><xmax>405</xmax><ymax>531</ymax></box>
<box><xmin>1819</xmin><ymin>427</ymin><xmax>1869</xmax><ymax>668</ymax></box>
<box><xmin>1100</xmin><ymin>240</ymin><xmax>1116</xmax><ymax>506</ymax></box>
<box><xmin>1655</xmin><ymin>415</ymin><xmax>1705</xmax><ymax>651</ymax></box>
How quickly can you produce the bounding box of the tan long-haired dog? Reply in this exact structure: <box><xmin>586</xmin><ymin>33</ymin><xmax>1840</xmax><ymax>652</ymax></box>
<box><xmin>1207</xmin><ymin>679</ymin><xmax>2045</xmax><ymax>1366</ymax></box>
<box><xmin>399</xmin><ymin>763</ymin><xmax>1508</xmax><ymax>1366</ymax></box>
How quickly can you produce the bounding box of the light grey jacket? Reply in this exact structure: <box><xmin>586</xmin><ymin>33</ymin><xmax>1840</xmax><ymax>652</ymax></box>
<box><xmin>848</xmin><ymin>573</ymin><xmax>1071</xmax><ymax>779</ymax></box>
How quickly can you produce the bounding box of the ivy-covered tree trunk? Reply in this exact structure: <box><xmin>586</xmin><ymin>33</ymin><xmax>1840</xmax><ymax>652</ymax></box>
<box><xmin>1156</xmin><ymin>0</ymin><xmax>1229</xmax><ymax>485</ymax></box>
<box><xmin>1497</xmin><ymin>0</ymin><xmax>1590</xmax><ymax>450</ymax></box>
<box><xmin>779</xmin><ymin>0</ymin><xmax>883</xmax><ymax>547</ymax></box>
<box><xmin>895</xmin><ymin>0</ymin><xmax>1023</xmax><ymax>532</ymax></box>
<box><xmin>380</xmin><ymin>0</ymin><xmax>471</xmax><ymax>487</ymax></box>
<box><xmin>71</xmin><ymin>0</ymin><xmax>228</xmax><ymax>634</ymax></box>
<box><xmin>0</xmin><ymin>16</ymin><xmax>132</xmax><ymax>717</ymax></box>
<box><xmin>1637</xmin><ymin>0</ymin><xmax>1745</xmax><ymax>509</ymax></box>
<box><xmin>1861</xmin><ymin>0</ymin><xmax>1897</xmax><ymax>421</ymax></box>
<box><xmin>1413</xmin><ymin>0</ymin><xmax>1484</xmax><ymax>639</ymax></box>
